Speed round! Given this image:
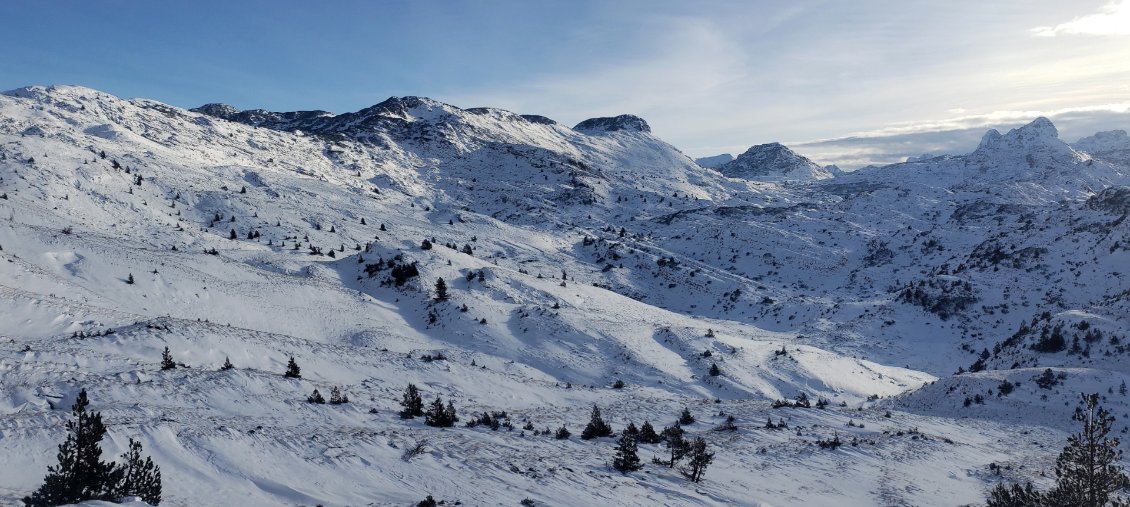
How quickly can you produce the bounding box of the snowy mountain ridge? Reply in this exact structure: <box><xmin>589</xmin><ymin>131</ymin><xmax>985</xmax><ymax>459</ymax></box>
<box><xmin>718</xmin><ymin>142</ymin><xmax>834</xmax><ymax>182</ymax></box>
<box><xmin>1</xmin><ymin>84</ymin><xmax>1129</xmax><ymax>506</ymax></box>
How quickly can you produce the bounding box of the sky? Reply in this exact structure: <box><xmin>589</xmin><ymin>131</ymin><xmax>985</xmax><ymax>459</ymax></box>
<box><xmin>1</xmin><ymin>0</ymin><xmax>1128</xmax><ymax>168</ymax></box>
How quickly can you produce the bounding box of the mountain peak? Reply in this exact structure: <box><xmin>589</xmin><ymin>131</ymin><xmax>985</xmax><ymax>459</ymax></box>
<box><xmin>969</xmin><ymin>116</ymin><xmax>1083</xmax><ymax>169</ymax></box>
<box><xmin>976</xmin><ymin>117</ymin><xmax>1061</xmax><ymax>152</ymax></box>
<box><xmin>363</xmin><ymin>95</ymin><xmax>450</xmax><ymax>119</ymax></box>
<box><xmin>1016</xmin><ymin>116</ymin><xmax>1058</xmax><ymax>139</ymax></box>
<box><xmin>191</xmin><ymin>103</ymin><xmax>242</xmax><ymax>120</ymax></box>
<box><xmin>574</xmin><ymin>114</ymin><xmax>651</xmax><ymax>134</ymax></box>
<box><xmin>719</xmin><ymin>142</ymin><xmax>832</xmax><ymax>182</ymax></box>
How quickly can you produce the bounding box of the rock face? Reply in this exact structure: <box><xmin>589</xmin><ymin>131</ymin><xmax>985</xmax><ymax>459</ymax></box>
<box><xmin>719</xmin><ymin>142</ymin><xmax>833</xmax><ymax>182</ymax></box>
<box><xmin>1086</xmin><ymin>186</ymin><xmax>1130</xmax><ymax>214</ymax></box>
<box><xmin>573</xmin><ymin>114</ymin><xmax>651</xmax><ymax>134</ymax></box>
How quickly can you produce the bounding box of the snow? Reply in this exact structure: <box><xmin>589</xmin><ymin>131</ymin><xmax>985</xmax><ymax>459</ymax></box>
<box><xmin>0</xmin><ymin>85</ymin><xmax>1128</xmax><ymax>506</ymax></box>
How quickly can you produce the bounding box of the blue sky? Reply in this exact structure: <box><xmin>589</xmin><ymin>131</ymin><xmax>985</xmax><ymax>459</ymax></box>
<box><xmin>2</xmin><ymin>0</ymin><xmax>1128</xmax><ymax>167</ymax></box>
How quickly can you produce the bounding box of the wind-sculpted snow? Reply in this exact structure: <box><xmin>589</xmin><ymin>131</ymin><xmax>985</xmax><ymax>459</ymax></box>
<box><xmin>1</xmin><ymin>85</ymin><xmax>1129</xmax><ymax>506</ymax></box>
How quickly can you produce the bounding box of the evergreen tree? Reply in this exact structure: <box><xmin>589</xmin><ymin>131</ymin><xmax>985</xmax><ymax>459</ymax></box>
<box><xmin>638</xmin><ymin>420</ymin><xmax>661</xmax><ymax>444</ymax></box>
<box><xmin>679</xmin><ymin>407</ymin><xmax>696</xmax><ymax>425</ymax></box>
<box><xmin>985</xmin><ymin>482</ymin><xmax>1042</xmax><ymax>507</ymax></box>
<box><xmin>125</xmin><ymin>273</ymin><xmax>134</xmax><ymax>285</ymax></box>
<box><xmin>229</xmin><ymin>228</ymin><xmax>236</xmax><ymax>240</ymax></box>
<box><xmin>622</xmin><ymin>422</ymin><xmax>639</xmax><ymax>439</ymax></box>
<box><xmin>160</xmin><ymin>347</ymin><xmax>175</xmax><ymax>370</ymax></box>
<box><xmin>307</xmin><ymin>389</ymin><xmax>326</xmax><ymax>404</ymax></box>
<box><xmin>581</xmin><ymin>405</ymin><xmax>613</xmax><ymax>440</ymax></box>
<box><xmin>284</xmin><ymin>356</ymin><xmax>301</xmax><ymax>378</ymax></box>
<box><xmin>112</xmin><ymin>439</ymin><xmax>162</xmax><ymax>505</ymax></box>
<box><xmin>445</xmin><ymin>400</ymin><xmax>458</xmax><ymax>425</ymax></box>
<box><xmin>329</xmin><ymin>386</ymin><xmax>349</xmax><ymax>405</ymax></box>
<box><xmin>434</xmin><ymin>278</ymin><xmax>448</xmax><ymax>301</ymax></box>
<box><xmin>1046</xmin><ymin>393</ymin><xmax>1130</xmax><ymax>506</ymax></box>
<box><xmin>555</xmin><ymin>425</ymin><xmax>571</xmax><ymax>440</ymax></box>
<box><xmin>461</xmin><ymin>244</ymin><xmax>473</xmax><ymax>255</ymax></box>
<box><xmin>399</xmin><ymin>384</ymin><xmax>424</xmax><ymax>419</ymax></box>
<box><xmin>24</xmin><ymin>389</ymin><xmax>120</xmax><ymax>506</ymax></box>
<box><xmin>220</xmin><ymin>357</ymin><xmax>234</xmax><ymax>371</ymax></box>
<box><xmin>662</xmin><ymin>425</ymin><xmax>688</xmax><ymax>468</ymax></box>
<box><xmin>709</xmin><ymin>363</ymin><xmax>721</xmax><ymax>376</ymax></box>
<box><xmin>425</xmin><ymin>396</ymin><xmax>457</xmax><ymax>427</ymax></box>
<box><xmin>612</xmin><ymin>433</ymin><xmax>643</xmax><ymax>473</ymax></box>
<box><xmin>680</xmin><ymin>437</ymin><xmax>715</xmax><ymax>483</ymax></box>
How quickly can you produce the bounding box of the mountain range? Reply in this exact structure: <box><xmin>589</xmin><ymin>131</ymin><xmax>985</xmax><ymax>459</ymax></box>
<box><xmin>1</xmin><ymin>84</ymin><xmax>1128</xmax><ymax>506</ymax></box>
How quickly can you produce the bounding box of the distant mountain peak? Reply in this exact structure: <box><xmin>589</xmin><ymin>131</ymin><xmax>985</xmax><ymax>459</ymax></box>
<box><xmin>361</xmin><ymin>95</ymin><xmax>450</xmax><ymax>119</ymax></box>
<box><xmin>191</xmin><ymin>103</ymin><xmax>243</xmax><ymax>119</ymax></box>
<box><xmin>695</xmin><ymin>153</ymin><xmax>734</xmax><ymax>169</ymax></box>
<box><xmin>975</xmin><ymin>117</ymin><xmax>1063</xmax><ymax>153</ymax></box>
<box><xmin>719</xmin><ymin>142</ymin><xmax>832</xmax><ymax>182</ymax></box>
<box><xmin>574</xmin><ymin>114</ymin><xmax>651</xmax><ymax>133</ymax></box>
<box><xmin>1073</xmin><ymin>129</ymin><xmax>1130</xmax><ymax>165</ymax></box>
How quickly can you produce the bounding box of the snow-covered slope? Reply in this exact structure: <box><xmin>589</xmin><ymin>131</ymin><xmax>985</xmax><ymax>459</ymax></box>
<box><xmin>1</xmin><ymin>85</ymin><xmax>1129</xmax><ymax>506</ymax></box>
<box><xmin>694</xmin><ymin>153</ymin><xmax>733</xmax><ymax>169</ymax></box>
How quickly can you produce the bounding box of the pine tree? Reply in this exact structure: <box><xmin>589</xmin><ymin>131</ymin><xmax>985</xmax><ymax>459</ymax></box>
<box><xmin>422</xmin><ymin>395</ymin><xmax>442</xmax><ymax>422</ymax></box>
<box><xmin>445</xmin><ymin>400</ymin><xmax>458</xmax><ymax>425</ymax></box>
<box><xmin>125</xmin><ymin>273</ymin><xmax>134</xmax><ymax>285</ymax></box>
<box><xmin>23</xmin><ymin>389</ymin><xmax>120</xmax><ymax>506</ymax></box>
<box><xmin>985</xmin><ymin>482</ymin><xmax>1042</xmax><ymax>507</ymax></box>
<box><xmin>399</xmin><ymin>384</ymin><xmax>424</xmax><ymax>419</ymax></box>
<box><xmin>160</xmin><ymin>347</ymin><xmax>175</xmax><ymax>370</ymax></box>
<box><xmin>425</xmin><ymin>396</ymin><xmax>456</xmax><ymax>427</ymax></box>
<box><xmin>679</xmin><ymin>407</ymin><xmax>696</xmax><ymax>425</ymax></box>
<box><xmin>555</xmin><ymin>425</ymin><xmax>571</xmax><ymax>440</ymax></box>
<box><xmin>434</xmin><ymin>278</ymin><xmax>448</xmax><ymax>301</ymax></box>
<box><xmin>622</xmin><ymin>422</ymin><xmax>639</xmax><ymax>439</ymax></box>
<box><xmin>638</xmin><ymin>420</ymin><xmax>661</xmax><ymax>444</ymax></box>
<box><xmin>284</xmin><ymin>356</ymin><xmax>301</xmax><ymax>378</ymax></box>
<box><xmin>680</xmin><ymin>437</ymin><xmax>715</xmax><ymax>483</ymax></box>
<box><xmin>220</xmin><ymin>357</ymin><xmax>234</xmax><ymax>371</ymax></box>
<box><xmin>582</xmin><ymin>405</ymin><xmax>613</xmax><ymax>440</ymax></box>
<box><xmin>612</xmin><ymin>433</ymin><xmax>643</xmax><ymax>473</ymax></box>
<box><xmin>709</xmin><ymin>363</ymin><xmax>721</xmax><ymax>376</ymax></box>
<box><xmin>1046</xmin><ymin>393</ymin><xmax>1130</xmax><ymax>506</ymax></box>
<box><xmin>229</xmin><ymin>228</ymin><xmax>236</xmax><ymax>240</ymax></box>
<box><xmin>111</xmin><ymin>439</ymin><xmax>162</xmax><ymax>505</ymax></box>
<box><xmin>662</xmin><ymin>425</ymin><xmax>688</xmax><ymax>468</ymax></box>
<box><xmin>307</xmin><ymin>389</ymin><xmax>326</xmax><ymax>404</ymax></box>
<box><xmin>329</xmin><ymin>386</ymin><xmax>349</xmax><ymax>404</ymax></box>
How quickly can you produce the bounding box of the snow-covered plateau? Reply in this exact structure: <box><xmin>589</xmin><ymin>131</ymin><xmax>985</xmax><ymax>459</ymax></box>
<box><xmin>1</xmin><ymin>85</ymin><xmax>1129</xmax><ymax>506</ymax></box>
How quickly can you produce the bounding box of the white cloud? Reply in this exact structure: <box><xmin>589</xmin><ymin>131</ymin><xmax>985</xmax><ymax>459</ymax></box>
<box><xmin>1031</xmin><ymin>0</ymin><xmax>1130</xmax><ymax>37</ymax></box>
<box><xmin>792</xmin><ymin>103</ymin><xmax>1130</xmax><ymax>168</ymax></box>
